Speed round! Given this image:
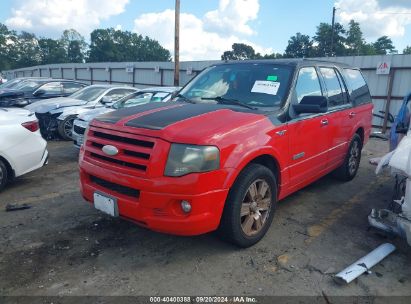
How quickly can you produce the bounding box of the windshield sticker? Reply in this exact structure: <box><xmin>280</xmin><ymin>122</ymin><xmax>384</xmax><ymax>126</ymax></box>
<box><xmin>251</xmin><ymin>81</ymin><xmax>280</xmax><ymax>95</ymax></box>
<box><xmin>267</xmin><ymin>75</ymin><xmax>278</xmax><ymax>81</ymax></box>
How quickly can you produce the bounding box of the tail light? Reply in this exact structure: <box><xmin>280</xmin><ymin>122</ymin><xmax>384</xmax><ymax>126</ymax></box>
<box><xmin>22</xmin><ymin>120</ymin><xmax>39</xmax><ymax>132</ymax></box>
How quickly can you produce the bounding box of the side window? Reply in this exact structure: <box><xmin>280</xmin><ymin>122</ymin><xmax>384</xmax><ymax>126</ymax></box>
<box><xmin>38</xmin><ymin>82</ymin><xmax>62</xmax><ymax>95</ymax></box>
<box><xmin>343</xmin><ymin>69</ymin><xmax>371</xmax><ymax>105</ymax></box>
<box><xmin>104</xmin><ymin>89</ymin><xmax>135</xmax><ymax>102</ymax></box>
<box><xmin>295</xmin><ymin>67</ymin><xmax>322</xmax><ymax>103</ymax></box>
<box><xmin>63</xmin><ymin>82</ymin><xmax>85</xmax><ymax>94</ymax></box>
<box><xmin>319</xmin><ymin>67</ymin><xmax>345</xmax><ymax>107</ymax></box>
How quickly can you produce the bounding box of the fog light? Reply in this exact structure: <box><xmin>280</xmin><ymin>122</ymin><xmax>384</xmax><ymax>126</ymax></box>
<box><xmin>181</xmin><ymin>200</ymin><xmax>192</xmax><ymax>213</ymax></box>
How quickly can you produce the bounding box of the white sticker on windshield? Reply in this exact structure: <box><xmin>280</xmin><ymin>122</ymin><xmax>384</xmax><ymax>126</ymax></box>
<box><xmin>251</xmin><ymin>81</ymin><xmax>280</xmax><ymax>95</ymax></box>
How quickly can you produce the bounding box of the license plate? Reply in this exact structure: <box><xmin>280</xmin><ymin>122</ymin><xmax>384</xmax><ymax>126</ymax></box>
<box><xmin>94</xmin><ymin>192</ymin><xmax>118</xmax><ymax>217</ymax></box>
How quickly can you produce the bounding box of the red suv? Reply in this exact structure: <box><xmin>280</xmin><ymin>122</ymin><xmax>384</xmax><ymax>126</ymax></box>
<box><xmin>79</xmin><ymin>60</ymin><xmax>372</xmax><ymax>247</ymax></box>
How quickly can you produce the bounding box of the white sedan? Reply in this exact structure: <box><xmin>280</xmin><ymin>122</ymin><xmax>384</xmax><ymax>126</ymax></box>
<box><xmin>0</xmin><ymin>108</ymin><xmax>48</xmax><ymax>190</ymax></box>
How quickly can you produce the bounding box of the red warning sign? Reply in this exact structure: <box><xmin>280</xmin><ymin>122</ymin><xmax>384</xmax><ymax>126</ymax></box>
<box><xmin>376</xmin><ymin>61</ymin><xmax>391</xmax><ymax>75</ymax></box>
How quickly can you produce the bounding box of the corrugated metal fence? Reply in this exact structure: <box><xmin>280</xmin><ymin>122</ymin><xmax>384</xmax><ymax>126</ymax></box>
<box><xmin>5</xmin><ymin>55</ymin><xmax>411</xmax><ymax>131</ymax></box>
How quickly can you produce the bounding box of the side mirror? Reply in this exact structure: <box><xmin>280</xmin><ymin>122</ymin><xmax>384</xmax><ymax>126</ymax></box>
<box><xmin>293</xmin><ymin>96</ymin><xmax>328</xmax><ymax>114</ymax></box>
<box><xmin>14</xmin><ymin>99</ymin><xmax>29</xmax><ymax>107</ymax></box>
<box><xmin>33</xmin><ymin>89</ymin><xmax>46</xmax><ymax>97</ymax></box>
<box><xmin>101</xmin><ymin>96</ymin><xmax>112</xmax><ymax>104</ymax></box>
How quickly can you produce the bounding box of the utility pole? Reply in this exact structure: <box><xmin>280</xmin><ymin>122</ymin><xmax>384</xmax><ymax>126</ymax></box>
<box><xmin>330</xmin><ymin>6</ymin><xmax>336</xmax><ymax>57</ymax></box>
<box><xmin>174</xmin><ymin>0</ymin><xmax>180</xmax><ymax>86</ymax></box>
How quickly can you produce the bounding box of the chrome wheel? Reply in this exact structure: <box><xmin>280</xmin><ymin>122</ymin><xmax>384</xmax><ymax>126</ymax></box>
<box><xmin>348</xmin><ymin>140</ymin><xmax>360</xmax><ymax>175</ymax></box>
<box><xmin>63</xmin><ymin>118</ymin><xmax>74</xmax><ymax>139</ymax></box>
<box><xmin>240</xmin><ymin>179</ymin><xmax>272</xmax><ymax>236</ymax></box>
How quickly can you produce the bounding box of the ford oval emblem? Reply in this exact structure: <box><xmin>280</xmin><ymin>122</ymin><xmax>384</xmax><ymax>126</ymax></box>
<box><xmin>102</xmin><ymin>145</ymin><xmax>119</xmax><ymax>156</ymax></box>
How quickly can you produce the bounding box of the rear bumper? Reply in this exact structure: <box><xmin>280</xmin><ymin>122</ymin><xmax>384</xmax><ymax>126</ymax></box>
<box><xmin>79</xmin><ymin>160</ymin><xmax>231</xmax><ymax>236</ymax></box>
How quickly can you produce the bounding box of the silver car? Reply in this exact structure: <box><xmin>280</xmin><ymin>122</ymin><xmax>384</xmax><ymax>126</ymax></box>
<box><xmin>25</xmin><ymin>85</ymin><xmax>138</xmax><ymax>140</ymax></box>
<box><xmin>72</xmin><ymin>87</ymin><xmax>180</xmax><ymax>148</ymax></box>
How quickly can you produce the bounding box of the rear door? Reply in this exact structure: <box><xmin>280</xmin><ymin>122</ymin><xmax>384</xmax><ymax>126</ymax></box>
<box><xmin>318</xmin><ymin>67</ymin><xmax>352</xmax><ymax>168</ymax></box>
<box><xmin>287</xmin><ymin>66</ymin><xmax>330</xmax><ymax>189</ymax></box>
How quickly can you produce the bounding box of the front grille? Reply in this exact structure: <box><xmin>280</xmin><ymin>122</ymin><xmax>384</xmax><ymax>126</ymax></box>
<box><xmin>90</xmin><ymin>175</ymin><xmax>140</xmax><ymax>198</ymax></box>
<box><xmin>74</xmin><ymin>125</ymin><xmax>85</xmax><ymax>135</ymax></box>
<box><xmin>84</xmin><ymin>126</ymin><xmax>156</xmax><ymax>176</ymax></box>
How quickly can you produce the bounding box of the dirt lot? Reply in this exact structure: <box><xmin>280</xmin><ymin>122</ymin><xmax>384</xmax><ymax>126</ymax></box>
<box><xmin>0</xmin><ymin>139</ymin><xmax>410</xmax><ymax>299</ymax></box>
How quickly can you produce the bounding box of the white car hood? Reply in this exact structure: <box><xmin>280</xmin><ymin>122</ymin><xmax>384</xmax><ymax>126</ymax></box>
<box><xmin>78</xmin><ymin>107</ymin><xmax>115</xmax><ymax>122</ymax></box>
<box><xmin>25</xmin><ymin>97</ymin><xmax>88</xmax><ymax>113</ymax></box>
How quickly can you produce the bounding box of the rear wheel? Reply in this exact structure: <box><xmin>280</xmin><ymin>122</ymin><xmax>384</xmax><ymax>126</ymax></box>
<box><xmin>0</xmin><ymin>160</ymin><xmax>8</xmax><ymax>191</ymax></box>
<box><xmin>218</xmin><ymin>163</ymin><xmax>277</xmax><ymax>247</ymax></box>
<box><xmin>333</xmin><ymin>134</ymin><xmax>362</xmax><ymax>181</ymax></box>
<box><xmin>58</xmin><ymin>115</ymin><xmax>76</xmax><ymax>140</ymax></box>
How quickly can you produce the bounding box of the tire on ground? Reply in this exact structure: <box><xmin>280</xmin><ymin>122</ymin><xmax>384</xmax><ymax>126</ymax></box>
<box><xmin>0</xmin><ymin>159</ymin><xmax>8</xmax><ymax>191</ymax></box>
<box><xmin>218</xmin><ymin>163</ymin><xmax>277</xmax><ymax>248</ymax></box>
<box><xmin>333</xmin><ymin>133</ymin><xmax>362</xmax><ymax>181</ymax></box>
<box><xmin>57</xmin><ymin>115</ymin><xmax>76</xmax><ymax>141</ymax></box>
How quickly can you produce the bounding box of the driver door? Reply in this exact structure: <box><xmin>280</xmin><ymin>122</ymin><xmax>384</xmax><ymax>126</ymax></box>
<box><xmin>287</xmin><ymin>67</ymin><xmax>330</xmax><ymax>191</ymax></box>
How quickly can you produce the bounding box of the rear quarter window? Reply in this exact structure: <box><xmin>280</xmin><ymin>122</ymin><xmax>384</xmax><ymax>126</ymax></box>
<box><xmin>343</xmin><ymin>69</ymin><xmax>371</xmax><ymax>106</ymax></box>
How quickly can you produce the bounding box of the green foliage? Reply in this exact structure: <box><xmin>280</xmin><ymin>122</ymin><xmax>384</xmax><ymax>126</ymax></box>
<box><xmin>313</xmin><ymin>22</ymin><xmax>346</xmax><ymax>57</ymax></box>
<box><xmin>285</xmin><ymin>33</ymin><xmax>314</xmax><ymax>58</ymax></box>
<box><xmin>403</xmin><ymin>46</ymin><xmax>411</xmax><ymax>55</ymax></box>
<box><xmin>88</xmin><ymin>28</ymin><xmax>171</xmax><ymax>62</ymax></box>
<box><xmin>0</xmin><ymin>24</ymin><xmax>171</xmax><ymax>71</ymax></box>
<box><xmin>346</xmin><ymin>20</ymin><xmax>365</xmax><ymax>55</ymax></box>
<box><xmin>221</xmin><ymin>43</ymin><xmax>258</xmax><ymax>60</ymax></box>
<box><xmin>373</xmin><ymin>36</ymin><xmax>396</xmax><ymax>55</ymax></box>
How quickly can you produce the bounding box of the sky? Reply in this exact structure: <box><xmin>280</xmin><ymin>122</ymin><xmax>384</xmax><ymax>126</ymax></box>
<box><xmin>1</xmin><ymin>0</ymin><xmax>411</xmax><ymax>61</ymax></box>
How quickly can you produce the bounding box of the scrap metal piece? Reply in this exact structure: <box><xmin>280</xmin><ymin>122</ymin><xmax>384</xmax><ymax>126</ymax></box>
<box><xmin>334</xmin><ymin>243</ymin><xmax>396</xmax><ymax>285</ymax></box>
<box><xmin>5</xmin><ymin>203</ymin><xmax>32</xmax><ymax>212</ymax></box>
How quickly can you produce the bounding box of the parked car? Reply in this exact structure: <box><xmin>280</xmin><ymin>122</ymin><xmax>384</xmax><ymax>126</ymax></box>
<box><xmin>79</xmin><ymin>59</ymin><xmax>373</xmax><ymax>247</ymax></box>
<box><xmin>26</xmin><ymin>85</ymin><xmax>138</xmax><ymax>140</ymax></box>
<box><xmin>0</xmin><ymin>77</ymin><xmax>50</xmax><ymax>90</ymax></box>
<box><xmin>0</xmin><ymin>107</ymin><xmax>48</xmax><ymax>191</ymax></box>
<box><xmin>72</xmin><ymin>87</ymin><xmax>180</xmax><ymax>148</ymax></box>
<box><xmin>0</xmin><ymin>79</ymin><xmax>87</xmax><ymax>107</ymax></box>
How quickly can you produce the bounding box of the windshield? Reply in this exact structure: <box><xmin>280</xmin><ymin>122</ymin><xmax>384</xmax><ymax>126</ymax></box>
<box><xmin>0</xmin><ymin>78</ymin><xmax>22</xmax><ymax>89</ymax></box>
<box><xmin>112</xmin><ymin>91</ymin><xmax>171</xmax><ymax>109</ymax></box>
<box><xmin>179</xmin><ymin>63</ymin><xmax>293</xmax><ymax>108</ymax></box>
<box><xmin>14</xmin><ymin>80</ymin><xmax>46</xmax><ymax>92</ymax></box>
<box><xmin>70</xmin><ymin>86</ymin><xmax>107</xmax><ymax>102</ymax></box>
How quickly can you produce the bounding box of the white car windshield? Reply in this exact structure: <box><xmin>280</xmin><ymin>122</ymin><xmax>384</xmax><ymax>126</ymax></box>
<box><xmin>70</xmin><ymin>87</ymin><xmax>107</xmax><ymax>102</ymax></box>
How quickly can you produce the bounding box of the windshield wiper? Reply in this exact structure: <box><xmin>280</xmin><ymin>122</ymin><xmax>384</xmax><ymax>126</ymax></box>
<box><xmin>175</xmin><ymin>93</ymin><xmax>196</xmax><ymax>104</ymax></box>
<box><xmin>201</xmin><ymin>96</ymin><xmax>256</xmax><ymax>110</ymax></box>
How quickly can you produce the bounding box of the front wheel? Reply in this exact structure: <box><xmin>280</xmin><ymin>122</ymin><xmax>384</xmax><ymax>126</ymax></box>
<box><xmin>333</xmin><ymin>134</ymin><xmax>362</xmax><ymax>181</ymax></box>
<box><xmin>57</xmin><ymin>116</ymin><xmax>76</xmax><ymax>140</ymax></box>
<box><xmin>218</xmin><ymin>163</ymin><xmax>277</xmax><ymax>248</ymax></box>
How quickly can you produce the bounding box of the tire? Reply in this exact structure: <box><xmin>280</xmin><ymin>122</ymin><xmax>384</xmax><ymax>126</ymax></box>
<box><xmin>333</xmin><ymin>134</ymin><xmax>362</xmax><ymax>181</ymax></box>
<box><xmin>218</xmin><ymin>163</ymin><xmax>277</xmax><ymax>248</ymax></box>
<box><xmin>58</xmin><ymin>115</ymin><xmax>76</xmax><ymax>140</ymax></box>
<box><xmin>0</xmin><ymin>160</ymin><xmax>8</xmax><ymax>191</ymax></box>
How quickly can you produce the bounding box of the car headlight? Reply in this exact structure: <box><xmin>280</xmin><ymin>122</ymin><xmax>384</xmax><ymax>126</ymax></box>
<box><xmin>165</xmin><ymin>144</ymin><xmax>220</xmax><ymax>177</ymax></box>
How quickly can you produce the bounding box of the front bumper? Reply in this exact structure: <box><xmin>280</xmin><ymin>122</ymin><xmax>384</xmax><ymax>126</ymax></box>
<box><xmin>79</xmin><ymin>158</ymin><xmax>232</xmax><ymax>236</ymax></box>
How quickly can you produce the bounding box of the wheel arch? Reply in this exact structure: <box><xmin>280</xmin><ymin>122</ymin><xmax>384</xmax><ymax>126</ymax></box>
<box><xmin>0</xmin><ymin>155</ymin><xmax>15</xmax><ymax>180</ymax></box>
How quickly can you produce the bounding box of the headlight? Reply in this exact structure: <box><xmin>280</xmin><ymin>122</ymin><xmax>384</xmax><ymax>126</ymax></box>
<box><xmin>165</xmin><ymin>144</ymin><xmax>220</xmax><ymax>177</ymax></box>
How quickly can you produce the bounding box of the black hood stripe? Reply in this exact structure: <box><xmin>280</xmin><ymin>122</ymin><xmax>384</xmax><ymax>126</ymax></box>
<box><xmin>95</xmin><ymin>102</ymin><xmax>176</xmax><ymax>124</ymax></box>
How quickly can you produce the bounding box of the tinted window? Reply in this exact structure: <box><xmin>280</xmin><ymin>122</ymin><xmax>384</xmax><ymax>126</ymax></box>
<box><xmin>295</xmin><ymin>67</ymin><xmax>322</xmax><ymax>103</ymax></box>
<box><xmin>70</xmin><ymin>86</ymin><xmax>108</xmax><ymax>102</ymax></box>
<box><xmin>63</xmin><ymin>82</ymin><xmax>85</xmax><ymax>94</ymax></box>
<box><xmin>179</xmin><ymin>63</ymin><xmax>293</xmax><ymax>108</ymax></box>
<box><xmin>320</xmin><ymin>67</ymin><xmax>345</xmax><ymax>107</ymax></box>
<box><xmin>343</xmin><ymin>69</ymin><xmax>371</xmax><ymax>105</ymax></box>
<box><xmin>14</xmin><ymin>80</ymin><xmax>47</xmax><ymax>92</ymax></box>
<box><xmin>38</xmin><ymin>82</ymin><xmax>62</xmax><ymax>95</ymax></box>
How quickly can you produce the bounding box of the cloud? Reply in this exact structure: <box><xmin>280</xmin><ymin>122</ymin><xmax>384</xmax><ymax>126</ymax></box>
<box><xmin>5</xmin><ymin>0</ymin><xmax>129</xmax><ymax>37</ymax></box>
<box><xmin>336</xmin><ymin>0</ymin><xmax>411</xmax><ymax>39</ymax></box>
<box><xmin>133</xmin><ymin>0</ymin><xmax>271</xmax><ymax>61</ymax></box>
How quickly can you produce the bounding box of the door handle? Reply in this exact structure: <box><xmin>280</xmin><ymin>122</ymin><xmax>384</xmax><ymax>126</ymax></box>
<box><xmin>320</xmin><ymin>119</ymin><xmax>329</xmax><ymax>126</ymax></box>
<box><xmin>349</xmin><ymin>112</ymin><xmax>356</xmax><ymax>118</ymax></box>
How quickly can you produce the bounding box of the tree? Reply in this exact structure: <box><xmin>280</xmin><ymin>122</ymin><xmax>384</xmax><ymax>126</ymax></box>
<box><xmin>346</xmin><ymin>20</ymin><xmax>365</xmax><ymax>55</ymax></box>
<box><xmin>373</xmin><ymin>36</ymin><xmax>396</xmax><ymax>55</ymax></box>
<box><xmin>313</xmin><ymin>22</ymin><xmax>346</xmax><ymax>57</ymax></box>
<box><xmin>404</xmin><ymin>46</ymin><xmax>411</xmax><ymax>55</ymax></box>
<box><xmin>38</xmin><ymin>38</ymin><xmax>67</xmax><ymax>64</ymax></box>
<box><xmin>221</xmin><ymin>43</ymin><xmax>257</xmax><ymax>61</ymax></box>
<box><xmin>87</xmin><ymin>28</ymin><xmax>171</xmax><ymax>62</ymax></box>
<box><xmin>284</xmin><ymin>33</ymin><xmax>314</xmax><ymax>58</ymax></box>
<box><xmin>14</xmin><ymin>31</ymin><xmax>41</xmax><ymax>68</ymax></box>
<box><xmin>60</xmin><ymin>29</ymin><xmax>87</xmax><ymax>63</ymax></box>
